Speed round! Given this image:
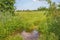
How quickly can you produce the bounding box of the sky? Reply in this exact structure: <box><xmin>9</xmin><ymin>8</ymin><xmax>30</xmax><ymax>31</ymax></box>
<box><xmin>15</xmin><ymin>0</ymin><xmax>60</xmax><ymax>10</ymax></box>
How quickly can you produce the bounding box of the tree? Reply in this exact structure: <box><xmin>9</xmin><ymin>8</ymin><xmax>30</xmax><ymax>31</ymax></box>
<box><xmin>0</xmin><ymin>0</ymin><xmax>15</xmax><ymax>40</ymax></box>
<box><xmin>0</xmin><ymin>0</ymin><xmax>15</xmax><ymax>15</ymax></box>
<box><xmin>57</xmin><ymin>3</ymin><xmax>60</xmax><ymax>10</ymax></box>
<box><xmin>37</xmin><ymin>7</ymin><xmax>48</xmax><ymax>11</ymax></box>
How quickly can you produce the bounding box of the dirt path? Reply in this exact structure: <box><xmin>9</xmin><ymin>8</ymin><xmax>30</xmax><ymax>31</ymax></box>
<box><xmin>21</xmin><ymin>30</ymin><xmax>39</xmax><ymax>40</ymax></box>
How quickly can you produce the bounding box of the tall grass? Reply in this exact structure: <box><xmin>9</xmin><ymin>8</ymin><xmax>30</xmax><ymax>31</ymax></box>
<box><xmin>0</xmin><ymin>11</ymin><xmax>60</xmax><ymax>40</ymax></box>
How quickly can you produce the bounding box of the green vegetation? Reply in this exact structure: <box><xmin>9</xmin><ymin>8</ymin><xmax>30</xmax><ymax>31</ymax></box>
<box><xmin>0</xmin><ymin>11</ymin><xmax>60</xmax><ymax>40</ymax></box>
<box><xmin>0</xmin><ymin>0</ymin><xmax>60</xmax><ymax>40</ymax></box>
<box><xmin>0</xmin><ymin>0</ymin><xmax>15</xmax><ymax>15</ymax></box>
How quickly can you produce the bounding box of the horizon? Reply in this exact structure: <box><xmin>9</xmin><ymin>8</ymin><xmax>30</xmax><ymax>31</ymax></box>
<box><xmin>15</xmin><ymin>0</ymin><xmax>60</xmax><ymax>10</ymax></box>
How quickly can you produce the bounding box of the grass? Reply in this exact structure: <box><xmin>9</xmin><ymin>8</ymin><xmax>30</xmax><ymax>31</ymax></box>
<box><xmin>0</xmin><ymin>11</ymin><xmax>59</xmax><ymax>40</ymax></box>
<box><xmin>5</xmin><ymin>33</ymin><xmax>23</xmax><ymax>40</ymax></box>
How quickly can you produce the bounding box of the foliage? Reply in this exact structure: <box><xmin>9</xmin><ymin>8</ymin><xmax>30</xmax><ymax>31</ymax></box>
<box><xmin>0</xmin><ymin>0</ymin><xmax>60</xmax><ymax>40</ymax></box>
<box><xmin>5</xmin><ymin>34</ymin><xmax>23</xmax><ymax>40</ymax></box>
<box><xmin>48</xmin><ymin>10</ymin><xmax>60</xmax><ymax>40</ymax></box>
<box><xmin>57</xmin><ymin>3</ymin><xmax>60</xmax><ymax>10</ymax></box>
<box><xmin>37</xmin><ymin>7</ymin><xmax>48</xmax><ymax>11</ymax></box>
<box><xmin>0</xmin><ymin>0</ymin><xmax>15</xmax><ymax>15</ymax></box>
<box><xmin>0</xmin><ymin>11</ymin><xmax>60</xmax><ymax>40</ymax></box>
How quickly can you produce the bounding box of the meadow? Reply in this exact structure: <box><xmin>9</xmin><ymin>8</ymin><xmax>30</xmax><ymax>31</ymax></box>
<box><xmin>0</xmin><ymin>11</ymin><xmax>60</xmax><ymax>40</ymax></box>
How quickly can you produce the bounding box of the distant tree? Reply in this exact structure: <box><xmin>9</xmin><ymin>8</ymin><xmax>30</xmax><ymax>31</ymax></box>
<box><xmin>16</xmin><ymin>10</ymin><xmax>21</xmax><ymax>12</ymax></box>
<box><xmin>39</xmin><ymin>0</ymin><xmax>57</xmax><ymax>10</ymax></box>
<box><xmin>46</xmin><ymin>0</ymin><xmax>51</xmax><ymax>6</ymax></box>
<box><xmin>57</xmin><ymin>3</ymin><xmax>60</xmax><ymax>10</ymax></box>
<box><xmin>37</xmin><ymin>7</ymin><xmax>48</xmax><ymax>11</ymax></box>
<box><xmin>49</xmin><ymin>2</ymin><xmax>56</xmax><ymax>10</ymax></box>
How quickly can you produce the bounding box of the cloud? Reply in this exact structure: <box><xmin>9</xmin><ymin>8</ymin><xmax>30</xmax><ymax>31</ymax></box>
<box><xmin>33</xmin><ymin>0</ymin><xmax>37</xmax><ymax>2</ymax></box>
<box><xmin>33</xmin><ymin>0</ymin><xmax>40</xmax><ymax>2</ymax></box>
<box><xmin>33</xmin><ymin>0</ymin><xmax>45</xmax><ymax>2</ymax></box>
